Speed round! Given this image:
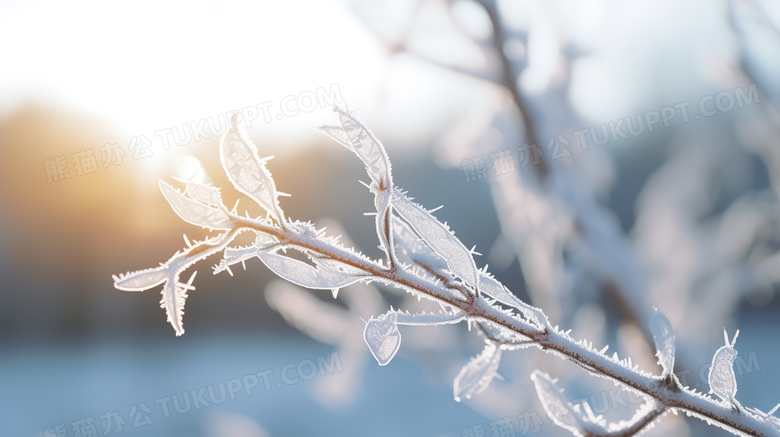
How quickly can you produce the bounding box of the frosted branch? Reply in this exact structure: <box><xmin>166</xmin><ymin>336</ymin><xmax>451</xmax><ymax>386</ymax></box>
<box><xmin>114</xmin><ymin>111</ymin><xmax>779</xmax><ymax>437</ymax></box>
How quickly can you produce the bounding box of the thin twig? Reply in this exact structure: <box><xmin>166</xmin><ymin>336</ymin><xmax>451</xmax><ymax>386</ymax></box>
<box><xmin>475</xmin><ymin>0</ymin><xmax>548</xmax><ymax>177</ymax></box>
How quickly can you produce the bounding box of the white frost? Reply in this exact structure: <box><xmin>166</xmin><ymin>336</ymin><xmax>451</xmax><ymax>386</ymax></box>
<box><xmin>317</xmin><ymin>124</ymin><xmax>353</xmax><ymax>151</ymax></box>
<box><xmin>479</xmin><ymin>272</ymin><xmax>546</xmax><ymax>330</ymax></box>
<box><xmin>216</xmin><ymin>232</ymin><xmax>279</xmax><ymax>273</ymax></box>
<box><xmin>159</xmin><ymin>181</ymin><xmax>233</xmax><ymax>230</ymax></box>
<box><xmin>649</xmin><ymin>309</ymin><xmax>676</xmax><ymax>376</ymax></box>
<box><xmin>113</xmin><ymin>266</ymin><xmax>168</xmax><ymax>291</ymax></box>
<box><xmin>531</xmin><ymin>371</ymin><xmax>589</xmax><ymax>436</ymax></box>
<box><xmin>257</xmin><ymin>250</ymin><xmax>362</xmax><ymax>290</ymax></box>
<box><xmin>364</xmin><ymin>311</ymin><xmax>402</xmax><ymax>366</ymax></box>
<box><xmin>336</xmin><ymin>109</ymin><xmax>393</xmax><ymax>193</ymax></box>
<box><xmin>393</xmin><ymin>216</ymin><xmax>449</xmax><ymax>274</ymax></box>
<box><xmin>186</xmin><ymin>181</ymin><xmax>222</xmax><ymax>207</ymax></box>
<box><xmin>393</xmin><ymin>189</ymin><xmax>479</xmax><ymax>293</ymax></box>
<box><xmin>709</xmin><ymin>329</ymin><xmax>740</xmax><ymax>406</ymax></box>
<box><xmin>220</xmin><ymin>118</ymin><xmax>284</xmax><ymax>222</ymax></box>
<box><xmin>453</xmin><ymin>341</ymin><xmax>502</xmax><ymax>402</ymax></box>
<box><xmin>393</xmin><ymin>309</ymin><xmax>466</xmax><ymax>326</ymax></box>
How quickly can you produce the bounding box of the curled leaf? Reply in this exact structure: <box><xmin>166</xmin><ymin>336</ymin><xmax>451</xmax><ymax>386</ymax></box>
<box><xmin>393</xmin><ymin>190</ymin><xmax>478</xmax><ymax>292</ymax></box>
<box><xmin>479</xmin><ymin>273</ymin><xmax>545</xmax><ymax>329</ymax></box>
<box><xmin>336</xmin><ymin>109</ymin><xmax>392</xmax><ymax>193</ymax></box>
<box><xmin>364</xmin><ymin>311</ymin><xmax>401</xmax><ymax>366</ymax></box>
<box><xmin>531</xmin><ymin>371</ymin><xmax>590</xmax><ymax>436</ymax></box>
<box><xmin>454</xmin><ymin>342</ymin><xmax>502</xmax><ymax>401</ymax></box>
<box><xmin>329</xmin><ymin>109</ymin><xmax>395</xmax><ymax>262</ymax></box>
<box><xmin>159</xmin><ymin>181</ymin><xmax>233</xmax><ymax>230</ymax></box>
<box><xmin>220</xmin><ymin>118</ymin><xmax>284</xmax><ymax>222</ymax></box>
<box><xmin>649</xmin><ymin>310</ymin><xmax>676</xmax><ymax>376</ymax></box>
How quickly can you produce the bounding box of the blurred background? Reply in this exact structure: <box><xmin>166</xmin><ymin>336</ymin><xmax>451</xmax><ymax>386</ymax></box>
<box><xmin>1</xmin><ymin>0</ymin><xmax>780</xmax><ymax>436</ymax></box>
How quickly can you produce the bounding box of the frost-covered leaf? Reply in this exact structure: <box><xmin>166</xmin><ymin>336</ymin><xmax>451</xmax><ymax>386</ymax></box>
<box><xmin>709</xmin><ymin>329</ymin><xmax>740</xmax><ymax>404</ymax></box>
<box><xmin>114</xmin><ymin>230</ymin><xmax>243</xmax><ymax>336</ymax></box>
<box><xmin>159</xmin><ymin>181</ymin><xmax>233</xmax><ymax>230</ymax></box>
<box><xmin>395</xmin><ymin>219</ymin><xmax>543</xmax><ymax>327</ymax></box>
<box><xmin>112</xmin><ymin>266</ymin><xmax>168</xmax><ymax>291</ymax></box>
<box><xmin>393</xmin><ymin>216</ymin><xmax>449</xmax><ymax>273</ymax></box>
<box><xmin>454</xmin><ymin>342</ymin><xmax>502</xmax><ymax>401</ymax></box>
<box><xmin>317</xmin><ymin>125</ymin><xmax>353</xmax><ymax>151</ymax></box>
<box><xmin>649</xmin><ymin>310</ymin><xmax>676</xmax><ymax>376</ymax></box>
<box><xmin>336</xmin><ymin>109</ymin><xmax>392</xmax><ymax>192</ymax></box>
<box><xmin>257</xmin><ymin>250</ymin><xmax>362</xmax><ymax>290</ymax></box>
<box><xmin>479</xmin><ymin>272</ymin><xmax>522</xmax><ymax>307</ymax></box>
<box><xmin>530</xmin><ymin>371</ymin><xmax>588</xmax><ymax>436</ymax></box>
<box><xmin>533</xmin><ymin>372</ymin><xmax>665</xmax><ymax>436</ymax></box>
<box><xmin>393</xmin><ymin>189</ymin><xmax>478</xmax><ymax>291</ymax></box>
<box><xmin>186</xmin><ymin>181</ymin><xmax>222</xmax><ymax>207</ymax></box>
<box><xmin>114</xmin><ymin>260</ymin><xmax>197</xmax><ymax>336</ymax></box>
<box><xmin>325</xmin><ymin>109</ymin><xmax>394</xmax><ymax>261</ymax></box>
<box><xmin>159</xmin><ymin>270</ymin><xmax>196</xmax><ymax>337</ymax></box>
<box><xmin>364</xmin><ymin>311</ymin><xmax>401</xmax><ymax>366</ymax></box>
<box><xmin>220</xmin><ymin>119</ymin><xmax>284</xmax><ymax>221</ymax></box>
<box><xmin>480</xmin><ymin>272</ymin><xmax>545</xmax><ymax>329</ymax></box>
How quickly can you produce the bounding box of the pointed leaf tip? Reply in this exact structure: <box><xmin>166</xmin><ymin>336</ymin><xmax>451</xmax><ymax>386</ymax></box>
<box><xmin>113</xmin><ymin>266</ymin><xmax>168</xmax><ymax>292</ymax></box>
<box><xmin>649</xmin><ymin>310</ymin><xmax>676</xmax><ymax>376</ymax></box>
<box><xmin>336</xmin><ymin>109</ymin><xmax>392</xmax><ymax>191</ymax></box>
